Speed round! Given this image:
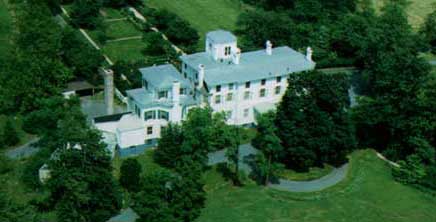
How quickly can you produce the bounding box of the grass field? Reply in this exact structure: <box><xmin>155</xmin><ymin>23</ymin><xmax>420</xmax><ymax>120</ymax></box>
<box><xmin>145</xmin><ymin>0</ymin><xmax>247</xmax><ymax>50</ymax></box>
<box><xmin>0</xmin><ymin>0</ymin><xmax>13</xmax><ymax>59</ymax></box>
<box><xmin>373</xmin><ymin>0</ymin><xmax>435</xmax><ymax>28</ymax></box>
<box><xmin>105</xmin><ymin>20</ymin><xmax>141</xmax><ymax>40</ymax></box>
<box><xmin>198</xmin><ymin>150</ymin><xmax>436</xmax><ymax>222</ymax></box>
<box><xmin>103</xmin><ymin>38</ymin><xmax>147</xmax><ymax>62</ymax></box>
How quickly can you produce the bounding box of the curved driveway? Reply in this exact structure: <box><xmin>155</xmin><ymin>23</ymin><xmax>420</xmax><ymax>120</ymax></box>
<box><xmin>208</xmin><ymin>144</ymin><xmax>349</xmax><ymax>193</ymax></box>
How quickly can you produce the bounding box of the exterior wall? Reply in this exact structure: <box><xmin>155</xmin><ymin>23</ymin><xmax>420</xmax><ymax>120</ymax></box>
<box><xmin>94</xmin><ymin>121</ymin><xmax>118</xmax><ymax>133</ymax></box>
<box><xmin>117</xmin><ymin>128</ymin><xmax>146</xmax><ymax>149</ymax></box>
<box><xmin>208</xmin><ymin>75</ymin><xmax>288</xmax><ymax>125</ymax></box>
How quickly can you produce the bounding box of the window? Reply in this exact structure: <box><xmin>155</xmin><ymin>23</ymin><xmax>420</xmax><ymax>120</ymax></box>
<box><xmin>147</xmin><ymin>126</ymin><xmax>153</xmax><ymax>135</ymax></box>
<box><xmin>244</xmin><ymin>91</ymin><xmax>250</xmax><ymax>100</ymax></box>
<box><xmin>260</xmin><ymin>88</ymin><xmax>267</xmax><ymax>97</ymax></box>
<box><xmin>143</xmin><ymin>80</ymin><xmax>148</xmax><ymax>89</ymax></box>
<box><xmin>225</xmin><ymin>46</ymin><xmax>231</xmax><ymax>56</ymax></box>
<box><xmin>275</xmin><ymin>86</ymin><xmax>281</xmax><ymax>95</ymax></box>
<box><xmin>216</xmin><ymin>85</ymin><xmax>221</xmax><ymax>92</ymax></box>
<box><xmin>225</xmin><ymin>111</ymin><xmax>232</xmax><ymax>119</ymax></box>
<box><xmin>276</xmin><ymin>76</ymin><xmax>282</xmax><ymax>83</ymax></box>
<box><xmin>228</xmin><ymin>83</ymin><xmax>234</xmax><ymax>90</ymax></box>
<box><xmin>158</xmin><ymin>91</ymin><xmax>168</xmax><ymax>99</ymax></box>
<box><xmin>226</xmin><ymin>93</ymin><xmax>233</xmax><ymax>102</ymax></box>
<box><xmin>243</xmin><ymin>108</ymin><xmax>249</xmax><ymax>118</ymax></box>
<box><xmin>245</xmin><ymin>81</ymin><xmax>251</xmax><ymax>88</ymax></box>
<box><xmin>158</xmin><ymin>110</ymin><xmax>169</xmax><ymax>121</ymax></box>
<box><xmin>135</xmin><ymin>105</ymin><xmax>140</xmax><ymax>117</ymax></box>
<box><xmin>180</xmin><ymin>88</ymin><xmax>185</xmax><ymax>95</ymax></box>
<box><xmin>144</xmin><ymin>111</ymin><xmax>156</xmax><ymax>121</ymax></box>
<box><xmin>261</xmin><ymin>79</ymin><xmax>266</xmax><ymax>86</ymax></box>
<box><xmin>195</xmin><ymin>73</ymin><xmax>198</xmax><ymax>79</ymax></box>
<box><xmin>215</xmin><ymin>95</ymin><xmax>221</xmax><ymax>104</ymax></box>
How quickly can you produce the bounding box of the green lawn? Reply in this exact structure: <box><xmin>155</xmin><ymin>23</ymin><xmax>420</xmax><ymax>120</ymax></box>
<box><xmin>145</xmin><ymin>0</ymin><xmax>247</xmax><ymax>50</ymax></box>
<box><xmin>0</xmin><ymin>0</ymin><xmax>13</xmax><ymax>59</ymax></box>
<box><xmin>105</xmin><ymin>20</ymin><xmax>142</xmax><ymax>40</ymax></box>
<box><xmin>103</xmin><ymin>38</ymin><xmax>146</xmax><ymax>62</ymax></box>
<box><xmin>372</xmin><ymin>0</ymin><xmax>435</xmax><ymax>28</ymax></box>
<box><xmin>198</xmin><ymin>150</ymin><xmax>436</xmax><ymax>222</ymax></box>
<box><xmin>101</xmin><ymin>7</ymin><xmax>125</xmax><ymax>20</ymax></box>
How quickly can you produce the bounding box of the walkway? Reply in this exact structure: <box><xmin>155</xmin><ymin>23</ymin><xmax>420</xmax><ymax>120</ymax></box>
<box><xmin>208</xmin><ymin>144</ymin><xmax>349</xmax><ymax>193</ymax></box>
<box><xmin>106</xmin><ymin>36</ymin><xmax>142</xmax><ymax>43</ymax></box>
<box><xmin>5</xmin><ymin>137</ymin><xmax>40</xmax><ymax>159</ymax></box>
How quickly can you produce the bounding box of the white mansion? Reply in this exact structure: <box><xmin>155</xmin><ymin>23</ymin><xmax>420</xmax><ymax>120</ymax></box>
<box><xmin>95</xmin><ymin>30</ymin><xmax>316</xmax><ymax>156</ymax></box>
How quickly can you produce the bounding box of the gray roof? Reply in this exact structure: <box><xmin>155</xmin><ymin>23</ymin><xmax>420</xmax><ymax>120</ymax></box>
<box><xmin>126</xmin><ymin>88</ymin><xmax>198</xmax><ymax>109</ymax></box>
<box><xmin>107</xmin><ymin>208</ymin><xmax>139</xmax><ymax>222</ymax></box>
<box><xmin>139</xmin><ymin>64</ymin><xmax>190</xmax><ymax>90</ymax></box>
<box><xmin>180</xmin><ymin>46</ymin><xmax>316</xmax><ymax>86</ymax></box>
<box><xmin>117</xmin><ymin>114</ymin><xmax>144</xmax><ymax>132</ymax></box>
<box><xmin>206</xmin><ymin>30</ymin><xmax>237</xmax><ymax>44</ymax></box>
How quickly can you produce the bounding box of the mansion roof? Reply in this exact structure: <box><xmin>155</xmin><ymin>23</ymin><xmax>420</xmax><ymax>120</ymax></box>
<box><xmin>126</xmin><ymin>88</ymin><xmax>198</xmax><ymax>110</ymax></box>
<box><xmin>139</xmin><ymin>64</ymin><xmax>191</xmax><ymax>90</ymax></box>
<box><xmin>180</xmin><ymin>46</ymin><xmax>316</xmax><ymax>86</ymax></box>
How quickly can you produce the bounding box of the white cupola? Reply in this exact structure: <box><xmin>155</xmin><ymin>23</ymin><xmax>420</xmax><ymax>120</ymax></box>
<box><xmin>205</xmin><ymin>30</ymin><xmax>238</xmax><ymax>61</ymax></box>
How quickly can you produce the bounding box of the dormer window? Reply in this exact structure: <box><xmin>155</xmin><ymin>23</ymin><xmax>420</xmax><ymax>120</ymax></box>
<box><xmin>229</xmin><ymin>83</ymin><xmax>234</xmax><ymax>90</ymax></box>
<box><xmin>216</xmin><ymin>85</ymin><xmax>221</xmax><ymax>92</ymax></box>
<box><xmin>261</xmin><ymin>79</ymin><xmax>266</xmax><ymax>86</ymax></box>
<box><xmin>180</xmin><ymin>88</ymin><xmax>185</xmax><ymax>95</ymax></box>
<box><xmin>158</xmin><ymin>91</ymin><xmax>168</xmax><ymax>99</ymax></box>
<box><xmin>245</xmin><ymin>81</ymin><xmax>251</xmax><ymax>88</ymax></box>
<box><xmin>277</xmin><ymin>76</ymin><xmax>282</xmax><ymax>83</ymax></box>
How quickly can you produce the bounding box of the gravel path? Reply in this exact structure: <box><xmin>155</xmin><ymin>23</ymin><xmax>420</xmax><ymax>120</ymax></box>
<box><xmin>208</xmin><ymin>144</ymin><xmax>349</xmax><ymax>193</ymax></box>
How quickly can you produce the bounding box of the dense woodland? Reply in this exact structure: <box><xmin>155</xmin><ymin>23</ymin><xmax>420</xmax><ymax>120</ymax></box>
<box><xmin>0</xmin><ymin>0</ymin><xmax>435</xmax><ymax>221</ymax></box>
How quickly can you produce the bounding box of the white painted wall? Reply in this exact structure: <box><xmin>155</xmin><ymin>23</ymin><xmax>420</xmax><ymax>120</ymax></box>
<box><xmin>209</xmin><ymin>76</ymin><xmax>288</xmax><ymax>125</ymax></box>
<box><xmin>116</xmin><ymin>128</ymin><xmax>146</xmax><ymax>149</ymax></box>
<box><xmin>205</xmin><ymin>38</ymin><xmax>237</xmax><ymax>61</ymax></box>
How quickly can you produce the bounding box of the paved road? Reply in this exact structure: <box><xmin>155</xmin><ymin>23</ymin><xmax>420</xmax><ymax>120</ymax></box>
<box><xmin>269</xmin><ymin>163</ymin><xmax>349</xmax><ymax>192</ymax></box>
<box><xmin>5</xmin><ymin>137</ymin><xmax>40</xmax><ymax>159</ymax></box>
<box><xmin>208</xmin><ymin>144</ymin><xmax>349</xmax><ymax>193</ymax></box>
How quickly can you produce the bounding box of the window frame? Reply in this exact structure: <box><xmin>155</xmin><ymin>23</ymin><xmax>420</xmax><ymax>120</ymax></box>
<box><xmin>260</xmin><ymin>88</ymin><xmax>267</xmax><ymax>98</ymax></box>
<box><xmin>147</xmin><ymin>126</ymin><xmax>153</xmax><ymax>135</ymax></box>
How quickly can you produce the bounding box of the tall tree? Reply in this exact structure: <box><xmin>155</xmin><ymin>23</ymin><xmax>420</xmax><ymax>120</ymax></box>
<box><xmin>420</xmin><ymin>9</ymin><xmax>436</xmax><ymax>53</ymax></box>
<box><xmin>2</xmin><ymin>118</ymin><xmax>20</xmax><ymax>147</ymax></box>
<box><xmin>153</xmin><ymin>123</ymin><xmax>184</xmax><ymax>169</ymax></box>
<box><xmin>120</xmin><ymin>158</ymin><xmax>142</xmax><ymax>192</ymax></box>
<box><xmin>253</xmin><ymin>111</ymin><xmax>283</xmax><ymax>184</ymax></box>
<box><xmin>70</xmin><ymin>0</ymin><xmax>103</xmax><ymax>29</ymax></box>
<box><xmin>276</xmin><ymin>71</ymin><xmax>355</xmax><ymax>171</ymax></box>
<box><xmin>47</xmin><ymin>114</ymin><xmax>121</xmax><ymax>222</ymax></box>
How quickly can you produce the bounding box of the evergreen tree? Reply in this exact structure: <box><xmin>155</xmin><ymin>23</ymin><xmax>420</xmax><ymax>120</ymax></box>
<box><xmin>3</xmin><ymin>118</ymin><xmax>20</xmax><ymax>147</ymax></box>
<box><xmin>276</xmin><ymin>71</ymin><xmax>355</xmax><ymax>171</ymax></box>
<box><xmin>120</xmin><ymin>158</ymin><xmax>142</xmax><ymax>192</ymax></box>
